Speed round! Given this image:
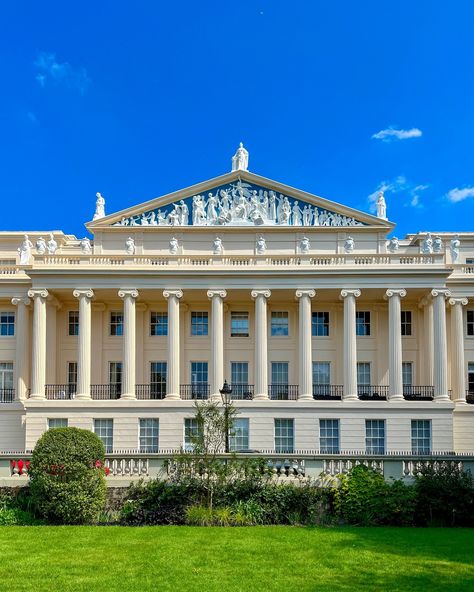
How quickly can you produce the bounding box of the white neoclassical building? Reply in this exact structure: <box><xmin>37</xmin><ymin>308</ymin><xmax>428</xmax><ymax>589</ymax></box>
<box><xmin>1</xmin><ymin>145</ymin><xmax>474</xmax><ymax>457</ymax></box>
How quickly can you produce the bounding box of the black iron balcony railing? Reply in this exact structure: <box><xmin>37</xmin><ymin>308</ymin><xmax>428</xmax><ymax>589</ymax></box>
<box><xmin>230</xmin><ymin>384</ymin><xmax>254</xmax><ymax>400</ymax></box>
<box><xmin>269</xmin><ymin>384</ymin><xmax>299</xmax><ymax>400</ymax></box>
<box><xmin>180</xmin><ymin>384</ymin><xmax>210</xmax><ymax>400</ymax></box>
<box><xmin>135</xmin><ymin>384</ymin><xmax>166</xmax><ymax>400</ymax></box>
<box><xmin>402</xmin><ymin>386</ymin><xmax>434</xmax><ymax>401</ymax></box>
<box><xmin>466</xmin><ymin>390</ymin><xmax>474</xmax><ymax>404</ymax></box>
<box><xmin>312</xmin><ymin>385</ymin><xmax>343</xmax><ymax>400</ymax></box>
<box><xmin>90</xmin><ymin>384</ymin><xmax>122</xmax><ymax>400</ymax></box>
<box><xmin>0</xmin><ymin>388</ymin><xmax>15</xmax><ymax>403</ymax></box>
<box><xmin>45</xmin><ymin>384</ymin><xmax>76</xmax><ymax>400</ymax></box>
<box><xmin>357</xmin><ymin>385</ymin><xmax>389</xmax><ymax>400</ymax></box>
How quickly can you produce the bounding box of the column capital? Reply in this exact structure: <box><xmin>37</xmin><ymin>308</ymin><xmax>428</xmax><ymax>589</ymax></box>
<box><xmin>11</xmin><ymin>296</ymin><xmax>31</xmax><ymax>307</ymax></box>
<box><xmin>118</xmin><ymin>289</ymin><xmax>139</xmax><ymax>299</ymax></box>
<box><xmin>163</xmin><ymin>289</ymin><xmax>183</xmax><ymax>300</ymax></box>
<box><xmin>340</xmin><ymin>289</ymin><xmax>361</xmax><ymax>299</ymax></box>
<box><xmin>251</xmin><ymin>289</ymin><xmax>271</xmax><ymax>299</ymax></box>
<box><xmin>449</xmin><ymin>297</ymin><xmax>468</xmax><ymax>307</ymax></box>
<box><xmin>295</xmin><ymin>289</ymin><xmax>316</xmax><ymax>299</ymax></box>
<box><xmin>431</xmin><ymin>289</ymin><xmax>451</xmax><ymax>299</ymax></box>
<box><xmin>207</xmin><ymin>289</ymin><xmax>227</xmax><ymax>300</ymax></box>
<box><xmin>27</xmin><ymin>289</ymin><xmax>49</xmax><ymax>300</ymax></box>
<box><xmin>73</xmin><ymin>289</ymin><xmax>94</xmax><ymax>300</ymax></box>
<box><xmin>384</xmin><ymin>289</ymin><xmax>407</xmax><ymax>300</ymax></box>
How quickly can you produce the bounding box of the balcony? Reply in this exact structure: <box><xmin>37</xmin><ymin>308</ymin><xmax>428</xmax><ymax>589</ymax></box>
<box><xmin>90</xmin><ymin>384</ymin><xmax>122</xmax><ymax>400</ymax></box>
<box><xmin>0</xmin><ymin>389</ymin><xmax>15</xmax><ymax>403</ymax></box>
<box><xmin>180</xmin><ymin>384</ymin><xmax>210</xmax><ymax>400</ymax></box>
<box><xmin>230</xmin><ymin>384</ymin><xmax>254</xmax><ymax>400</ymax></box>
<box><xmin>135</xmin><ymin>384</ymin><xmax>166</xmax><ymax>400</ymax></box>
<box><xmin>312</xmin><ymin>385</ymin><xmax>343</xmax><ymax>400</ymax></box>
<box><xmin>402</xmin><ymin>386</ymin><xmax>434</xmax><ymax>401</ymax></box>
<box><xmin>358</xmin><ymin>385</ymin><xmax>389</xmax><ymax>401</ymax></box>
<box><xmin>45</xmin><ymin>384</ymin><xmax>76</xmax><ymax>400</ymax></box>
<box><xmin>269</xmin><ymin>384</ymin><xmax>298</xmax><ymax>400</ymax></box>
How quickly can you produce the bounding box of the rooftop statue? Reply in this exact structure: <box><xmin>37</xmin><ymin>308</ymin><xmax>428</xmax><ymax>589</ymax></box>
<box><xmin>450</xmin><ymin>234</ymin><xmax>461</xmax><ymax>263</ymax></box>
<box><xmin>231</xmin><ymin>142</ymin><xmax>249</xmax><ymax>172</ymax></box>
<box><xmin>93</xmin><ymin>192</ymin><xmax>106</xmax><ymax>220</ymax></box>
<box><xmin>18</xmin><ymin>235</ymin><xmax>33</xmax><ymax>265</ymax></box>
<box><xmin>376</xmin><ymin>191</ymin><xmax>387</xmax><ymax>220</ymax></box>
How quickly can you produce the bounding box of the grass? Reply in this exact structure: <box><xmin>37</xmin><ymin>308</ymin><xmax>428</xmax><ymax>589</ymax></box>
<box><xmin>1</xmin><ymin>526</ymin><xmax>473</xmax><ymax>591</ymax></box>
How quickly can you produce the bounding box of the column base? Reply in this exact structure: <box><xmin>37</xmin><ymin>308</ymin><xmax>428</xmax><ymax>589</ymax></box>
<box><xmin>388</xmin><ymin>394</ymin><xmax>404</xmax><ymax>402</ymax></box>
<box><xmin>454</xmin><ymin>398</ymin><xmax>467</xmax><ymax>405</ymax></box>
<box><xmin>120</xmin><ymin>393</ymin><xmax>137</xmax><ymax>401</ymax></box>
<box><xmin>253</xmin><ymin>393</ymin><xmax>269</xmax><ymax>401</ymax></box>
<box><xmin>75</xmin><ymin>394</ymin><xmax>92</xmax><ymax>401</ymax></box>
<box><xmin>434</xmin><ymin>394</ymin><xmax>451</xmax><ymax>402</ymax></box>
<box><xmin>29</xmin><ymin>393</ymin><xmax>46</xmax><ymax>400</ymax></box>
<box><xmin>298</xmin><ymin>394</ymin><xmax>313</xmax><ymax>401</ymax></box>
<box><xmin>342</xmin><ymin>394</ymin><xmax>358</xmax><ymax>402</ymax></box>
<box><xmin>165</xmin><ymin>393</ymin><xmax>181</xmax><ymax>401</ymax></box>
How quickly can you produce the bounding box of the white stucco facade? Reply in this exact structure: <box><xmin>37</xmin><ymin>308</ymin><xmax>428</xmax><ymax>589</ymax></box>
<box><xmin>1</xmin><ymin>151</ymin><xmax>474</xmax><ymax>455</ymax></box>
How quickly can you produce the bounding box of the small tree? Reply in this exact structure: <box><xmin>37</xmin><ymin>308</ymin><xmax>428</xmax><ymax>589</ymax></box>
<box><xmin>29</xmin><ymin>427</ymin><xmax>107</xmax><ymax>524</ymax></box>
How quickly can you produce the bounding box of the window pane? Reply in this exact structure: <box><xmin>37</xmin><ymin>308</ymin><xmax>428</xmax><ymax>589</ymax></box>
<box><xmin>191</xmin><ymin>312</ymin><xmax>208</xmax><ymax>336</ymax></box>
<box><xmin>68</xmin><ymin>311</ymin><xmax>79</xmax><ymax>336</ymax></box>
<box><xmin>271</xmin><ymin>362</ymin><xmax>289</xmax><ymax>384</ymax></box>
<box><xmin>110</xmin><ymin>312</ymin><xmax>123</xmax><ymax>336</ymax></box>
<box><xmin>320</xmin><ymin>419</ymin><xmax>339</xmax><ymax>453</ymax></box>
<box><xmin>401</xmin><ymin>311</ymin><xmax>412</xmax><ymax>336</ymax></box>
<box><xmin>150</xmin><ymin>362</ymin><xmax>167</xmax><ymax>398</ymax></box>
<box><xmin>231</xmin><ymin>362</ymin><xmax>248</xmax><ymax>384</ymax></box>
<box><xmin>402</xmin><ymin>362</ymin><xmax>413</xmax><ymax>386</ymax></box>
<box><xmin>150</xmin><ymin>312</ymin><xmax>168</xmax><ymax>336</ymax></box>
<box><xmin>184</xmin><ymin>418</ymin><xmax>202</xmax><ymax>451</ymax></box>
<box><xmin>468</xmin><ymin>362</ymin><xmax>474</xmax><ymax>393</ymax></box>
<box><xmin>274</xmin><ymin>419</ymin><xmax>294</xmax><ymax>453</ymax></box>
<box><xmin>467</xmin><ymin>311</ymin><xmax>474</xmax><ymax>337</ymax></box>
<box><xmin>312</xmin><ymin>312</ymin><xmax>329</xmax><ymax>336</ymax></box>
<box><xmin>231</xmin><ymin>312</ymin><xmax>249</xmax><ymax>337</ymax></box>
<box><xmin>0</xmin><ymin>312</ymin><xmax>15</xmax><ymax>337</ymax></box>
<box><xmin>365</xmin><ymin>420</ymin><xmax>385</xmax><ymax>454</ymax></box>
<box><xmin>411</xmin><ymin>420</ymin><xmax>431</xmax><ymax>454</ymax></box>
<box><xmin>357</xmin><ymin>363</ymin><xmax>371</xmax><ymax>385</ymax></box>
<box><xmin>191</xmin><ymin>361</ymin><xmax>208</xmax><ymax>384</ymax></box>
<box><xmin>0</xmin><ymin>362</ymin><xmax>14</xmax><ymax>390</ymax></box>
<box><xmin>229</xmin><ymin>418</ymin><xmax>249</xmax><ymax>451</ymax></box>
<box><xmin>109</xmin><ymin>362</ymin><xmax>122</xmax><ymax>397</ymax></box>
<box><xmin>356</xmin><ymin>311</ymin><xmax>371</xmax><ymax>336</ymax></box>
<box><xmin>271</xmin><ymin>312</ymin><xmax>289</xmax><ymax>336</ymax></box>
<box><xmin>67</xmin><ymin>362</ymin><xmax>78</xmax><ymax>386</ymax></box>
<box><xmin>48</xmin><ymin>418</ymin><xmax>68</xmax><ymax>429</ymax></box>
<box><xmin>94</xmin><ymin>419</ymin><xmax>113</xmax><ymax>453</ymax></box>
<box><xmin>139</xmin><ymin>418</ymin><xmax>159</xmax><ymax>452</ymax></box>
<box><xmin>313</xmin><ymin>362</ymin><xmax>330</xmax><ymax>385</ymax></box>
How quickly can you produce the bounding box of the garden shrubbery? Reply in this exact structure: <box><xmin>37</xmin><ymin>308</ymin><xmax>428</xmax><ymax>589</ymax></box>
<box><xmin>29</xmin><ymin>427</ymin><xmax>107</xmax><ymax>524</ymax></box>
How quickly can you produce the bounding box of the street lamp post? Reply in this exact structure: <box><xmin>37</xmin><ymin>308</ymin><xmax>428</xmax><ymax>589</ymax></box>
<box><xmin>219</xmin><ymin>380</ymin><xmax>232</xmax><ymax>453</ymax></box>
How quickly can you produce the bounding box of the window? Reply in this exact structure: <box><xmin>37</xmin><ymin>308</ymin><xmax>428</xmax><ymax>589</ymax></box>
<box><xmin>271</xmin><ymin>312</ymin><xmax>289</xmax><ymax>336</ymax></box>
<box><xmin>67</xmin><ymin>362</ymin><xmax>77</xmax><ymax>387</ymax></box>
<box><xmin>191</xmin><ymin>312</ymin><xmax>208</xmax><ymax>336</ymax></box>
<box><xmin>68</xmin><ymin>311</ymin><xmax>79</xmax><ymax>336</ymax></box>
<box><xmin>48</xmin><ymin>418</ymin><xmax>68</xmax><ymax>429</ymax></box>
<box><xmin>402</xmin><ymin>362</ymin><xmax>413</xmax><ymax>386</ymax></box>
<box><xmin>357</xmin><ymin>362</ymin><xmax>371</xmax><ymax>386</ymax></box>
<box><xmin>0</xmin><ymin>362</ymin><xmax>14</xmax><ymax>392</ymax></box>
<box><xmin>274</xmin><ymin>419</ymin><xmax>294</xmax><ymax>453</ymax></box>
<box><xmin>184</xmin><ymin>418</ymin><xmax>202</xmax><ymax>451</ymax></box>
<box><xmin>468</xmin><ymin>363</ymin><xmax>474</xmax><ymax>394</ymax></box>
<box><xmin>191</xmin><ymin>361</ymin><xmax>208</xmax><ymax>385</ymax></box>
<box><xmin>109</xmin><ymin>362</ymin><xmax>122</xmax><ymax>397</ymax></box>
<box><xmin>466</xmin><ymin>258</ymin><xmax>474</xmax><ymax>265</ymax></box>
<box><xmin>271</xmin><ymin>362</ymin><xmax>289</xmax><ymax>385</ymax></box>
<box><xmin>139</xmin><ymin>419</ymin><xmax>159</xmax><ymax>452</ymax></box>
<box><xmin>94</xmin><ymin>419</ymin><xmax>113</xmax><ymax>452</ymax></box>
<box><xmin>365</xmin><ymin>420</ymin><xmax>385</xmax><ymax>454</ymax></box>
<box><xmin>110</xmin><ymin>312</ymin><xmax>123</xmax><ymax>336</ymax></box>
<box><xmin>313</xmin><ymin>362</ymin><xmax>330</xmax><ymax>385</ymax></box>
<box><xmin>0</xmin><ymin>312</ymin><xmax>15</xmax><ymax>337</ymax></box>
<box><xmin>319</xmin><ymin>419</ymin><xmax>340</xmax><ymax>454</ymax></box>
<box><xmin>467</xmin><ymin>311</ymin><xmax>474</xmax><ymax>337</ymax></box>
<box><xmin>356</xmin><ymin>311</ymin><xmax>371</xmax><ymax>336</ymax></box>
<box><xmin>231</xmin><ymin>312</ymin><xmax>249</xmax><ymax>337</ymax></box>
<box><xmin>312</xmin><ymin>312</ymin><xmax>329</xmax><ymax>336</ymax></box>
<box><xmin>411</xmin><ymin>420</ymin><xmax>431</xmax><ymax>454</ymax></box>
<box><xmin>150</xmin><ymin>362</ymin><xmax>167</xmax><ymax>398</ymax></box>
<box><xmin>150</xmin><ymin>312</ymin><xmax>168</xmax><ymax>336</ymax></box>
<box><xmin>401</xmin><ymin>311</ymin><xmax>412</xmax><ymax>336</ymax></box>
<box><xmin>229</xmin><ymin>418</ymin><xmax>249</xmax><ymax>451</ymax></box>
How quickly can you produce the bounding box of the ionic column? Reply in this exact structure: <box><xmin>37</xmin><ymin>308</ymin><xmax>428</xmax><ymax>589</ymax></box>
<box><xmin>431</xmin><ymin>289</ymin><xmax>451</xmax><ymax>401</ymax></box>
<box><xmin>118</xmin><ymin>289</ymin><xmax>139</xmax><ymax>400</ymax></box>
<box><xmin>423</xmin><ymin>299</ymin><xmax>434</xmax><ymax>386</ymax></box>
<box><xmin>27</xmin><ymin>289</ymin><xmax>49</xmax><ymax>399</ymax></box>
<box><xmin>11</xmin><ymin>296</ymin><xmax>31</xmax><ymax>401</ymax></box>
<box><xmin>207</xmin><ymin>290</ymin><xmax>227</xmax><ymax>400</ymax></box>
<box><xmin>449</xmin><ymin>297</ymin><xmax>468</xmax><ymax>403</ymax></box>
<box><xmin>340</xmin><ymin>289</ymin><xmax>361</xmax><ymax>401</ymax></box>
<box><xmin>163</xmin><ymin>290</ymin><xmax>183</xmax><ymax>399</ymax></box>
<box><xmin>73</xmin><ymin>289</ymin><xmax>94</xmax><ymax>399</ymax></box>
<box><xmin>296</xmin><ymin>289</ymin><xmax>316</xmax><ymax>400</ymax></box>
<box><xmin>385</xmin><ymin>289</ymin><xmax>406</xmax><ymax>401</ymax></box>
<box><xmin>251</xmin><ymin>290</ymin><xmax>271</xmax><ymax>400</ymax></box>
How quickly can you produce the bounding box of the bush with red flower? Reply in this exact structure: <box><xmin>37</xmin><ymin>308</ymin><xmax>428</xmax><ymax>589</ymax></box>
<box><xmin>29</xmin><ymin>427</ymin><xmax>107</xmax><ymax>524</ymax></box>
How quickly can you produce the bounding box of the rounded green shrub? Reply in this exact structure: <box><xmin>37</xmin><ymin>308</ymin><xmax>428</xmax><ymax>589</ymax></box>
<box><xmin>29</xmin><ymin>427</ymin><xmax>107</xmax><ymax>524</ymax></box>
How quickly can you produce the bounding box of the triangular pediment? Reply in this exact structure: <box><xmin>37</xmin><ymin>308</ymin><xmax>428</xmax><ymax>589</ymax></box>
<box><xmin>86</xmin><ymin>170</ymin><xmax>394</xmax><ymax>231</ymax></box>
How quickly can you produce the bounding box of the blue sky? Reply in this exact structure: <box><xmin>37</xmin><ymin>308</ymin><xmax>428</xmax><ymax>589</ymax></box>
<box><xmin>1</xmin><ymin>1</ymin><xmax>474</xmax><ymax>238</ymax></box>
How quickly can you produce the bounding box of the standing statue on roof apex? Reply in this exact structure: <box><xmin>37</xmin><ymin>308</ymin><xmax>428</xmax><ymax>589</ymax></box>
<box><xmin>231</xmin><ymin>142</ymin><xmax>249</xmax><ymax>172</ymax></box>
<box><xmin>93</xmin><ymin>192</ymin><xmax>106</xmax><ymax>220</ymax></box>
<box><xmin>376</xmin><ymin>191</ymin><xmax>387</xmax><ymax>220</ymax></box>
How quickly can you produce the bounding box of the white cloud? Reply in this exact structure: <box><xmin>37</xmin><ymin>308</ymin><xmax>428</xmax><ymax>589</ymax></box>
<box><xmin>34</xmin><ymin>52</ymin><xmax>91</xmax><ymax>94</ymax></box>
<box><xmin>371</xmin><ymin>127</ymin><xmax>422</xmax><ymax>142</ymax></box>
<box><xmin>368</xmin><ymin>176</ymin><xmax>427</xmax><ymax>212</ymax></box>
<box><xmin>446</xmin><ymin>187</ymin><xmax>474</xmax><ymax>203</ymax></box>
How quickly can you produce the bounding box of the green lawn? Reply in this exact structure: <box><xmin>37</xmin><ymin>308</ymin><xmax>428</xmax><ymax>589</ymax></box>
<box><xmin>1</xmin><ymin>526</ymin><xmax>473</xmax><ymax>592</ymax></box>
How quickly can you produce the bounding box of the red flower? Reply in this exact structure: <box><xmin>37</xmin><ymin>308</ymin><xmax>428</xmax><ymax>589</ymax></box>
<box><xmin>105</xmin><ymin>467</ymin><xmax>110</xmax><ymax>476</ymax></box>
<box><xmin>95</xmin><ymin>460</ymin><xmax>102</xmax><ymax>468</ymax></box>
